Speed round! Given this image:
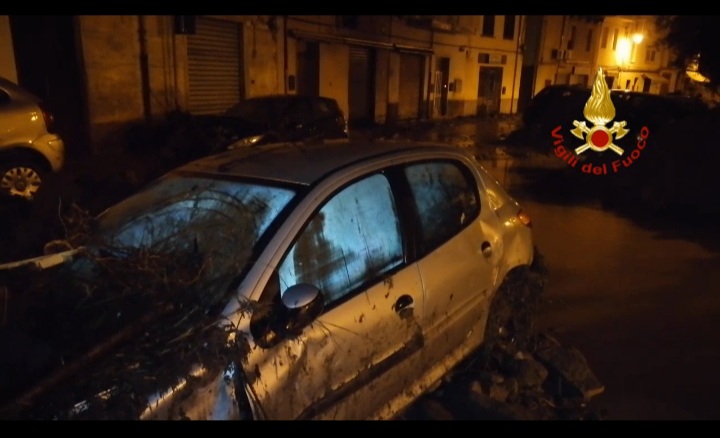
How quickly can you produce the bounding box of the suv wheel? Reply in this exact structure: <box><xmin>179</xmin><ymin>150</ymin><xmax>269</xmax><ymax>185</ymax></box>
<box><xmin>0</xmin><ymin>161</ymin><xmax>46</xmax><ymax>201</ymax></box>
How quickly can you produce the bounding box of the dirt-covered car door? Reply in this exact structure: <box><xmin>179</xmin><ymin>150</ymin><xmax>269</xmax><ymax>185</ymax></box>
<box><xmin>243</xmin><ymin>172</ymin><xmax>427</xmax><ymax>420</ymax></box>
<box><xmin>402</xmin><ymin>159</ymin><xmax>502</xmax><ymax>364</ymax></box>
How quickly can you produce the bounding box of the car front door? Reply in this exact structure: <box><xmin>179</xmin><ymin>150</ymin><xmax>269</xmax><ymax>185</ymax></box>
<box><xmin>281</xmin><ymin>98</ymin><xmax>317</xmax><ymax>142</ymax></box>
<box><xmin>402</xmin><ymin>159</ymin><xmax>498</xmax><ymax>365</ymax></box>
<box><xmin>244</xmin><ymin>171</ymin><xmax>426</xmax><ymax>420</ymax></box>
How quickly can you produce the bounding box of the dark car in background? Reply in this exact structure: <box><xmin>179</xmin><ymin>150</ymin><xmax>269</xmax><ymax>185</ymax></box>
<box><xmin>522</xmin><ymin>84</ymin><xmax>708</xmax><ymax>135</ymax></box>
<box><xmin>191</xmin><ymin>95</ymin><xmax>349</xmax><ymax>154</ymax></box>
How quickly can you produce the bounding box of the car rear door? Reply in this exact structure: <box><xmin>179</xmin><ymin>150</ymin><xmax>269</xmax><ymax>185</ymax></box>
<box><xmin>401</xmin><ymin>158</ymin><xmax>502</xmax><ymax>365</ymax></box>
<box><xmin>243</xmin><ymin>170</ymin><xmax>427</xmax><ymax>420</ymax></box>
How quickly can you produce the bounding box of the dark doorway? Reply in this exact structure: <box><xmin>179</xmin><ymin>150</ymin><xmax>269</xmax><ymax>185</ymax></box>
<box><xmin>477</xmin><ymin>66</ymin><xmax>503</xmax><ymax>116</ymax></box>
<box><xmin>297</xmin><ymin>41</ymin><xmax>320</xmax><ymax>97</ymax></box>
<box><xmin>398</xmin><ymin>53</ymin><xmax>424</xmax><ymax>120</ymax></box>
<box><xmin>348</xmin><ymin>46</ymin><xmax>375</xmax><ymax>127</ymax></box>
<box><xmin>9</xmin><ymin>15</ymin><xmax>89</xmax><ymax>158</ymax></box>
<box><xmin>605</xmin><ymin>75</ymin><xmax>616</xmax><ymax>89</ymax></box>
<box><xmin>642</xmin><ymin>77</ymin><xmax>652</xmax><ymax>93</ymax></box>
<box><xmin>436</xmin><ymin>57</ymin><xmax>450</xmax><ymax>116</ymax></box>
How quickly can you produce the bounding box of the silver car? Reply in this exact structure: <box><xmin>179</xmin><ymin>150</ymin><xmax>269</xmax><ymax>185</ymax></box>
<box><xmin>0</xmin><ymin>76</ymin><xmax>65</xmax><ymax>200</ymax></box>
<box><xmin>1</xmin><ymin>139</ymin><xmax>534</xmax><ymax>420</ymax></box>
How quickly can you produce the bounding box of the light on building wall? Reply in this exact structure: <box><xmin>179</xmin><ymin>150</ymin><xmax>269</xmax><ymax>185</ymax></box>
<box><xmin>616</xmin><ymin>37</ymin><xmax>631</xmax><ymax>65</ymax></box>
<box><xmin>632</xmin><ymin>32</ymin><xmax>644</xmax><ymax>44</ymax></box>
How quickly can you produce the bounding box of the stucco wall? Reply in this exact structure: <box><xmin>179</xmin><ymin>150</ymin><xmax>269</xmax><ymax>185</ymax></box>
<box><xmin>79</xmin><ymin>15</ymin><xmax>145</xmax><ymax>150</ymax></box>
<box><xmin>0</xmin><ymin>16</ymin><xmax>17</xmax><ymax>82</ymax></box>
<box><xmin>373</xmin><ymin>49</ymin><xmax>390</xmax><ymax>124</ymax></box>
<box><xmin>319</xmin><ymin>43</ymin><xmax>349</xmax><ymax>118</ymax></box>
<box><xmin>244</xmin><ymin>20</ymin><xmax>282</xmax><ymax>98</ymax></box>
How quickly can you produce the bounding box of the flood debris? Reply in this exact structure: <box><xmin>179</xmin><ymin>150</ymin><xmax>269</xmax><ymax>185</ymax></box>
<box><xmin>398</xmin><ymin>248</ymin><xmax>606</xmax><ymax>421</ymax></box>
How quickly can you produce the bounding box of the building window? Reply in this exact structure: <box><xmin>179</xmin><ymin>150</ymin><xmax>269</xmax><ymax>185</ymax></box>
<box><xmin>503</xmin><ymin>15</ymin><xmax>515</xmax><ymax>40</ymax></box>
<box><xmin>567</xmin><ymin>25</ymin><xmax>577</xmax><ymax>50</ymax></box>
<box><xmin>586</xmin><ymin>29</ymin><xmax>593</xmax><ymax>52</ymax></box>
<box><xmin>612</xmin><ymin>28</ymin><xmax>619</xmax><ymax>50</ymax></box>
<box><xmin>601</xmin><ymin>27</ymin><xmax>609</xmax><ymax>49</ymax></box>
<box><xmin>631</xmin><ymin>43</ymin><xmax>637</xmax><ymax>63</ymax></box>
<box><xmin>646</xmin><ymin>48</ymin><xmax>656</xmax><ymax>62</ymax></box>
<box><xmin>482</xmin><ymin>15</ymin><xmax>495</xmax><ymax>37</ymax></box>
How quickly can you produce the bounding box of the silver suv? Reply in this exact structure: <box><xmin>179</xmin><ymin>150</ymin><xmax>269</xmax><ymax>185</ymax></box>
<box><xmin>0</xmin><ymin>76</ymin><xmax>65</xmax><ymax>200</ymax></box>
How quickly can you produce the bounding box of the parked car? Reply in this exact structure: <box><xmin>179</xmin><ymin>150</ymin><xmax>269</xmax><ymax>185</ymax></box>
<box><xmin>0</xmin><ymin>139</ymin><xmax>535</xmax><ymax>420</ymax></box>
<box><xmin>167</xmin><ymin>95</ymin><xmax>349</xmax><ymax>159</ymax></box>
<box><xmin>522</xmin><ymin>84</ymin><xmax>708</xmax><ymax>136</ymax></box>
<box><xmin>0</xmin><ymin>76</ymin><xmax>65</xmax><ymax>201</ymax></box>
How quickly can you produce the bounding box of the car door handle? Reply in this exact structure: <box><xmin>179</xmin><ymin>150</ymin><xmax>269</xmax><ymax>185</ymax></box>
<box><xmin>481</xmin><ymin>241</ymin><xmax>493</xmax><ymax>258</ymax></box>
<box><xmin>393</xmin><ymin>294</ymin><xmax>414</xmax><ymax>319</ymax></box>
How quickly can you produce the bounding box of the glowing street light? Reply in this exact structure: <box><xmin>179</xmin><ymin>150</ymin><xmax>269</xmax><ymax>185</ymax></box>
<box><xmin>632</xmin><ymin>32</ymin><xmax>644</xmax><ymax>44</ymax></box>
<box><xmin>616</xmin><ymin>37</ymin><xmax>632</xmax><ymax>65</ymax></box>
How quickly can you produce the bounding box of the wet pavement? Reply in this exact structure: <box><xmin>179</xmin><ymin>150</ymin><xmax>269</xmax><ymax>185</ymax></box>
<box><xmin>476</xmin><ymin>151</ymin><xmax>720</xmax><ymax>420</ymax></box>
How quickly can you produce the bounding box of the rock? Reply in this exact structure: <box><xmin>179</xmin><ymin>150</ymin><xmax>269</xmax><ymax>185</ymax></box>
<box><xmin>535</xmin><ymin>343</ymin><xmax>605</xmax><ymax>402</ymax></box>
<box><xmin>416</xmin><ymin>398</ymin><xmax>455</xmax><ymax>420</ymax></box>
<box><xmin>515</xmin><ymin>356</ymin><xmax>549</xmax><ymax>389</ymax></box>
<box><xmin>488</xmin><ymin>382</ymin><xmax>510</xmax><ymax>403</ymax></box>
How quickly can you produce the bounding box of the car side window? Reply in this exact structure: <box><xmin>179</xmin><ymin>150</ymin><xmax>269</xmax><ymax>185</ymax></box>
<box><xmin>283</xmin><ymin>99</ymin><xmax>315</xmax><ymax>127</ymax></box>
<box><xmin>277</xmin><ymin>173</ymin><xmax>403</xmax><ymax>307</ymax></box>
<box><xmin>312</xmin><ymin>99</ymin><xmax>336</xmax><ymax>118</ymax></box>
<box><xmin>404</xmin><ymin>161</ymin><xmax>480</xmax><ymax>255</ymax></box>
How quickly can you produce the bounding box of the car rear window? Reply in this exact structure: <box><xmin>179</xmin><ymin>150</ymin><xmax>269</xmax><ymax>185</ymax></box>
<box><xmin>226</xmin><ymin>99</ymin><xmax>290</xmax><ymax>123</ymax></box>
<box><xmin>316</xmin><ymin>98</ymin><xmax>340</xmax><ymax>114</ymax></box>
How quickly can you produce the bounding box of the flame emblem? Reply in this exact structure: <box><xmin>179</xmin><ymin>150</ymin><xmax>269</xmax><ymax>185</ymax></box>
<box><xmin>571</xmin><ymin>67</ymin><xmax>629</xmax><ymax>155</ymax></box>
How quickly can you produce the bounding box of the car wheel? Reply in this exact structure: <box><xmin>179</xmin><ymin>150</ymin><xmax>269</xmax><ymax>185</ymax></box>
<box><xmin>482</xmin><ymin>248</ymin><xmax>547</xmax><ymax>356</ymax></box>
<box><xmin>0</xmin><ymin>160</ymin><xmax>47</xmax><ymax>201</ymax></box>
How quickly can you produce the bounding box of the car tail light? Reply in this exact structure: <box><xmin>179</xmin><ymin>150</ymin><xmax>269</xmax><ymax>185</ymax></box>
<box><xmin>517</xmin><ymin>209</ymin><xmax>532</xmax><ymax>228</ymax></box>
<box><xmin>339</xmin><ymin>110</ymin><xmax>349</xmax><ymax>136</ymax></box>
<box><xmin>38</xmin><ymin>101</ymin><xmax>56</xmax><ymax>133</ymax></box>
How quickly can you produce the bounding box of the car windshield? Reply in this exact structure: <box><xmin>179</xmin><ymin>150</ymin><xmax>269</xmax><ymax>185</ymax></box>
<box><xmin>224</xmin><ymin>98</ymin><xmax>290</xmax><ymax>124</ymax></box>
<box><xmin>95</xmin><ymin>175</ymin><xmax>296</xmax><ymax>298</ymax></box>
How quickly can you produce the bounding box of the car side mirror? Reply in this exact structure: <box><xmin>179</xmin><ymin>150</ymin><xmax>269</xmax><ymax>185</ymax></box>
<box><xmin>281</xmin><ymin>284</ymin><xmax>324</xmax><ymax>335</ymax></box>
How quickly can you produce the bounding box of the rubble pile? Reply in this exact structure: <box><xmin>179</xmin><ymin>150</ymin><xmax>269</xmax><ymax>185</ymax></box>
<box><xmin>401</xmin><ymin>332</ymin><xmax>607</xmax><ymax>421</ymax></box>
<box><xmin>399</xmin><ymin>249</ymin><xmax>607</xmax><ymax>421</ymax></box>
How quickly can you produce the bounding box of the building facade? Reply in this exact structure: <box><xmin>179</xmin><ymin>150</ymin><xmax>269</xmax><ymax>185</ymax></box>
<box><xmin>0</xmin><ymin>15</ymin><xmax>691</xmax><ymax>157</ymax></box>
<box><xmin>1</xmin><ymin>15</ymin><xmax>527</xmax><ymax>155</ymax></box>
<box><xmin>522</xmin><ymin>15</ymin><xmax>681</xmax><ymax>100</ymax></box>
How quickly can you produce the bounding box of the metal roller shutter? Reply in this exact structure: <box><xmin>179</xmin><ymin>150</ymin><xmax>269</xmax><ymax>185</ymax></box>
<box><xmin>187</xmin><ymin>17</ymin><xmax>242</xmax><ymax>115</ymax></box>
<box><xmin>398</xmin><ymin>53</ymin><xmax>424</xmax><ymax>120</ymax></box>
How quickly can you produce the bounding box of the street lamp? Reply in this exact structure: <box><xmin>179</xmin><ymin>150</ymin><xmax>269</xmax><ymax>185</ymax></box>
<box><xmin>632</xmin><ymin>32</ymin><xmax>644</xmax><ymax>44</ymax></box>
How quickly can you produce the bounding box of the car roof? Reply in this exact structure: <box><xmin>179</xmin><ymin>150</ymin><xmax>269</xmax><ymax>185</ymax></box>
<box><xmin>175</xmin><ymin>139</ymin><xmax>472</xmax><ymax>187</ymax></box>
<box><xmin>244</xmin><ymin>94</ymin><xmax>337</xmax><ymax>103</ymax></box>
<box><xmin>0</xmin><ymin>76</ymin><xmax>40</xmax><ymax>103</ymax></box>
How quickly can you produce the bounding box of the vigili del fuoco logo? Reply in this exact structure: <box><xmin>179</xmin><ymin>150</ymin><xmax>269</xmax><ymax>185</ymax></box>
<box><xmin>551</xmin><ymin>67</ymin><xmax>650</xmax><ymax>175</ymax></box>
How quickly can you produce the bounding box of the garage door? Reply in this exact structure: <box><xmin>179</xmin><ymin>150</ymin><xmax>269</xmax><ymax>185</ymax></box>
<box><xmin>398</xmin><ymin>53</ymin><xmax>424</xmax><ymax>120</ymax></box>
<box><xmin>187</xmin><ymin>17</ymin><xmax>242</xmax><ymax>115</ymax></box>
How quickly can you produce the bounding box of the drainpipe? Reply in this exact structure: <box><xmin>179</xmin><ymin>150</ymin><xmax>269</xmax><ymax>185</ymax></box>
<box><xmin>427</xmin><ymin>29</ymin><xmax>435</xmax><ymax>120</ymax></box>
<box><xmin>510</xmin><ymin>16</ymin><xmax>523</xmax><ymax>114</ymax></box>
<box><xmin>554</xmin><ymin>15</ymin><xmax>567</xmax><ymax>85</ymax></box>
<box><xmin>283</xmin><ymin>15</ymin><xmax>288</xmax><ymax>94</ymax></box>
<box><xmin>138</xmin><ymin>15</ymin><xmax>152</xmax><ymax>123</ymax></box>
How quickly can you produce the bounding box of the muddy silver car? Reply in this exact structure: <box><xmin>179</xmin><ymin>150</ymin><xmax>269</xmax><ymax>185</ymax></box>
<box><xmin>0</xmin><ymin>139</ymin><xmax>534</xmax><ymax>420</ymax></box>
<box><xmin>0</xmin><ymin>76</ymin><xmax>65</xmax><ymax>200</ymax></box>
